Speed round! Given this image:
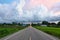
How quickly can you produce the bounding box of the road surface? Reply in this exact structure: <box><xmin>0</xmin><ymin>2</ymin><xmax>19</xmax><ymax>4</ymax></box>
<box><xmin>0</xmin><ymin>26</ymin><xmax>60</xmax><ymax>40</ymax></box>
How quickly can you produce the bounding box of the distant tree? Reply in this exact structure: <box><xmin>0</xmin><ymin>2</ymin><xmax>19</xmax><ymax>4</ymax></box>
<box><xmin>57</xmin><ymin>22</ymin><xmax>60</xmax><ymax>25</ymax></box>
<box><xmin>12</xmin><ymin>22</ymin><xmax>17</xmax><ymax>25</ymax></box>
<box><xmin>3</xmin><ymin>23</ymin><xmax>7</xmax><ymax>25</ymax></box>
<box><xmin>17</xmin><ymin>23</ymin><xmax>20</xmax><ymax>25</ymax></box>
<box><xmin>51</xmin><ymin>23</ymin><xmax>56</xmax><ymax>25</ymax></box>
<box><xmin>37</xmin><ymin>23</ymin><xmax>41</xmax><ymax>26</ymax></box>
<box><xmin>50</xmin><ymin>23</ymin><xmax>57</xmax><ymax>27</ymax></box>
<box><xmin>57</xmin><ymin>22</ymin><xmax>60</xmax><ymax>27</ymax></box>
<box><xmin>47</xmin><ymin>23</ymin><xmax>51</xmax><ymax>27</ymax></box>
<box><xmin>31</xmin><ymin>23</ymin><xmax>37</xmax><ymax>26</ymax></box>
<box><xmin>42</xmin><ymin>21</ymin><xmax>49</xmax><ymax>25</ymax></box>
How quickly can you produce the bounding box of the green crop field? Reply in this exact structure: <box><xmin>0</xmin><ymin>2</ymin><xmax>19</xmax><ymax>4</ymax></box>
<box><xmin>34</xmin><ymin>26</ymin><xmax>60</xmax><ymax>38</ymax></box>
<box><xmin>0</xmin><ymin>25</ymin><xmax>26</xmax><ymax>38</ymax></box>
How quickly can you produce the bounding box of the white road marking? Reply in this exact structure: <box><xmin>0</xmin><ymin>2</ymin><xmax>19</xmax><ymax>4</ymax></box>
<box><xmin>29</xmin><ymin>37</ymin><xmax>31</xmax><ymax>40</ymax></box>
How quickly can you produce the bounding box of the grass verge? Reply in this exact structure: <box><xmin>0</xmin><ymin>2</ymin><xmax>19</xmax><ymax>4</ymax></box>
<box><xmin>0</xmin><ymin>26</ymin><xmax>26</xmax><ymax>38</ymax></box>
<box><xmin>33</xmin><ymin>26</ymin><xmax>60</xmax><ymax>38</ymax></box>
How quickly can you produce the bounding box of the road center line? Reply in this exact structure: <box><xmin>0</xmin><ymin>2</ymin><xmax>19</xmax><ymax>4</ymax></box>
<box><xmin>29</xmin><ymin>37</ymin><xmax>31</xmax><ymax>40</ymax></box>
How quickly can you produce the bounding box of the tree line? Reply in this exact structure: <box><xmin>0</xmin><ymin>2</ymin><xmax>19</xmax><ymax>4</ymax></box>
<box><xmin>0</xmin><ymin>22</ymin><xmax>30</xmax><ymax>27</ymax></box>
<box><xmin>32</xmin><ymin>21</ymin><xmax>60</xmax><ymax>27</ymax></box>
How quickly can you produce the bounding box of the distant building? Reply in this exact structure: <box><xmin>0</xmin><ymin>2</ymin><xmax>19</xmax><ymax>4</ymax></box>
<box><xmin>41</xmin><ymin>25</ymin><xmax>47</xmax><ymax>27</ymax></box>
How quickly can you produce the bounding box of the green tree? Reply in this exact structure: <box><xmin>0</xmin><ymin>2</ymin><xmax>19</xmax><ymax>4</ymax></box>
<box><xmin>42</xmin><ymin>21</ymin><xmax>49</xmax><ymax>25</ymax></box>
<box><xmin>57</xmin><ymin>22</ymin><xmax>60</xmax><ymax>27</ymax></box>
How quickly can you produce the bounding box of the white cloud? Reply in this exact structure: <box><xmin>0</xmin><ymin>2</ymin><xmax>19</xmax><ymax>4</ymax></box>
<box><xmin>0</xmin><ymin>1</ymin><xmax>19</xmax><ymax>23</ymax></box>
<box><xmin>20</xmin><ymin>5</ymin><xmax>50</xmax><ymax>21</ymax></box>
<box><xmin>48</xmin><ymin>2</ymin><xmax>60</xmax><ymax>21</ymax></box>
<box><xmin>51</xmin><ymin>2</ymin><xmax>60</xmax><ymax>12</ymax></box>
<box><xmin>0</xmin><ymin>0</ymin><xmax>50</xmax><ymax>23</ymax></box>
<box><xmin>0</xmin><ymin>0</ymin><xmax>60</xmax><ymax>23</ymax></box>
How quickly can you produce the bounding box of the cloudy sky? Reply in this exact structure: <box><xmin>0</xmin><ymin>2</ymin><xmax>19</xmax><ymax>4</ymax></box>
<box><xmin>0</xmin><ymin>0</ymin><xmax>60</xmax><ymax>23</ymax></box>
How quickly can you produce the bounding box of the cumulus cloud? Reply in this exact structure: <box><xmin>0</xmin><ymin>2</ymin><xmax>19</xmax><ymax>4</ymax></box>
<box><xmin>0</xmin><ymin>1</ymin><xmax>19</xmax><ymax>23</ymax></box>
<box><xmin>20</xmin><ymin>5</ymin><xmax>50</xmax><ymax>22</ymax></box>
<box><xmin>0</xmin><ymin>0</ymin><xmax>54</xmax><ymax>23</ymax></box>
<box><xmin>48</xmin><ymin>2</ymin><xmax>60</xmax><ymax>21</ymax></box>
<box><xmin>0</xmin><ymin>0</ymin><xmax>28</xmax><ymax>23</ymax></box>
<box><xmin>51</xmin><ymin>2</ymin><xmax>60</xmax><ymax>12</ymax></box>
<box><xmin>0</xmin><ymin>0</ymin><xmax>60</xmax><ymax>23</ymax></box>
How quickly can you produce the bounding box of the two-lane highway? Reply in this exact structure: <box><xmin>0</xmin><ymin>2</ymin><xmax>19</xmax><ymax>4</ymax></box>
<box><xmin>0</xmin><ymin>27</ymin><xmax>60</xmax><ymax>40</ymax></box>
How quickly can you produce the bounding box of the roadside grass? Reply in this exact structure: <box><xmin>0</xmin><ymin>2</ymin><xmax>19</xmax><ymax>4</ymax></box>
<box><xmin>33</xmin><ymin>26</ymin><xmax>60</xmax><ymax>38</ymax></box>
<box><xmin>0</xmin><ymin>25</ymin><xmax>26</xmax><ymax>38</ymax></box>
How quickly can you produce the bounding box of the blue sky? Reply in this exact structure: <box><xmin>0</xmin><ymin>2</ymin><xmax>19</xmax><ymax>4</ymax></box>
<box><xmin>0</xmin><ymin>0</ymin><xmax>60</xmax><ymax>23</ymax></box>
<box><xmin>0</xmin><ymin>0</ymin><xmax>16</xmax><ymax>4</ymax></box>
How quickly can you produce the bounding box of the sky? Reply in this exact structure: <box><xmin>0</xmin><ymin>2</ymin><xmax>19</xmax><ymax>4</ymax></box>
<box><xmin>0</xmin><ymin>0</ymin><xmax>60</xmax><ymax>23</ymax></box>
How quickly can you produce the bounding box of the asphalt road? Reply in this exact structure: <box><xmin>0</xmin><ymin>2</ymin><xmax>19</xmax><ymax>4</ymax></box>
<box><xmin>0</xmin><ymin>26</ymin><xmax>60</xmax><ymax>40</ymax></box>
